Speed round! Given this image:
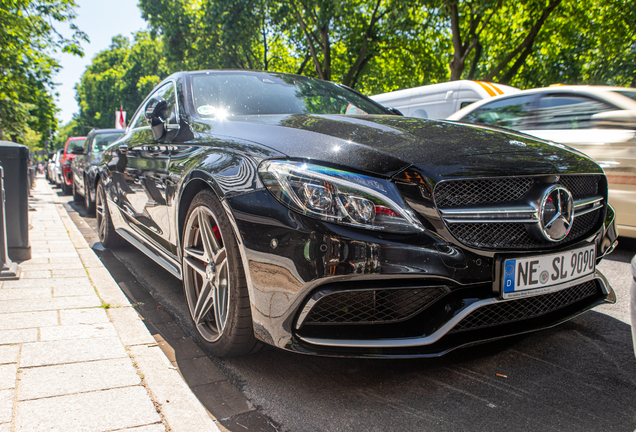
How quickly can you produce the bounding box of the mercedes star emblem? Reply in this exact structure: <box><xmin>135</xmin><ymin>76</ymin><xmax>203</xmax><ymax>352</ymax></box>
<box><xmin>539</xmin><ymin>184</ymin><xmax>574</xmax><ymax>242</ymax></box>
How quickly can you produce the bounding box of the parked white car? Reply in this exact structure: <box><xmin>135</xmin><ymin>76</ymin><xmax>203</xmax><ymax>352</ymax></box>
<box><xmin>448</xmin><ymin>85</ymin><xmax>636</xmax><ymax>238</ymax></box>
<box><xmin>370</xmin><ymin>80</ymin><xmax>520</xmax><ymax>120</ymax></box>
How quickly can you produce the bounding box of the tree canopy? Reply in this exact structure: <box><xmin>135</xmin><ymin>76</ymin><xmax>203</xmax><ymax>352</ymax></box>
<box><xmin>0</xmin><ymin>0</ymin><xmax>86</xmax><ymax>147</ymax></box>
<box><xmin>67</xmin><ymin>0</ymin><xmax>635</xmax><ymax>142</ymax></box>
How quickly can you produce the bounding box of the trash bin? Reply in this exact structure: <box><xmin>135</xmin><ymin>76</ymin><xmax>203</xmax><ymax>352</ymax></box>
<box><xmin>0</xmin><ymin>141</ymin><xmax>31</xmax><ymax>260</ymax></box>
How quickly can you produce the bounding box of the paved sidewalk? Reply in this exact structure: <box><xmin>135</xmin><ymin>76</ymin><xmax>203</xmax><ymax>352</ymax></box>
<box><xmin>0</xmin><ymin>178</ymin><xmax>220</xmax><ymax>431</ymax></box>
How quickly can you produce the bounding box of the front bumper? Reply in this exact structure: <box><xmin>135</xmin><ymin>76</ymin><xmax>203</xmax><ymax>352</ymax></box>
<box><xmin>226</xmin><ymin>189</ymin><xmax>618</xmax><ymax>358</ymax></box>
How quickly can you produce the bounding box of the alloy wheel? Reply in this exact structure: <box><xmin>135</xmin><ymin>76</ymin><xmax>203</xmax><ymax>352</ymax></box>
<box><xmin>96</xmin><ymin>184</ymin><xmax>106</xmax><ymax>242</ymax></box>
<box><xmin>183</xmin><ymin>206</ymin><xmax>230</xmax><ymax>342</ymax></box>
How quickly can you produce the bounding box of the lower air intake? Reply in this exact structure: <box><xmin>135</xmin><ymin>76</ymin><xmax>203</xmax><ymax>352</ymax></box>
<box><xmin>450</xmin><ymin>280</ymin><xmax>599</xmax><ymax>333</ymax></box>
<box><xmin>303</xmin><ymin>287</ymin><xmax>447</xmax><ymax>325</ymax></box>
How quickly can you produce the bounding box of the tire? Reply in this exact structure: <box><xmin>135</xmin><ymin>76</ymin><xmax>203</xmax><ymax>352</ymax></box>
<box><xmin>62</xmin><ymin>180</ymin><xmax>71</xmax><ymax>195</ymax></box>
<box><xmin>182</xmin><ymin>189</ymin><xmax>260</xmax><ymax>357</ymax></box>
<box><xmin>72</xmin><ymin>178</ymin><xmax>82</xmax><ymax>202</ymax></box>
<box><xmin>84</xmin><ymin>178</ymin><xmax>96</xmax><ymax>215</ymax></box>
<box><xmin>96</xmin><ymin>180</ymin><xmax>125</xmax><ymax>248</ymax></box>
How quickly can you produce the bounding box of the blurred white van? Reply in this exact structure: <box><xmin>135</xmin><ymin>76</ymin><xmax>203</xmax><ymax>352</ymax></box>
<box><xmin>370</xmin><ymin>80</ymin><xmax>520</xmax><ymax>120</ymax></box>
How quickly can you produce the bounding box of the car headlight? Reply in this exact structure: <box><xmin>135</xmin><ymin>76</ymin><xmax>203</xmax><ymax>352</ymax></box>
<box><xmin>259</xmin><ymin>160</ymin><xmax>424</xmax><ymax>233</ymax></box>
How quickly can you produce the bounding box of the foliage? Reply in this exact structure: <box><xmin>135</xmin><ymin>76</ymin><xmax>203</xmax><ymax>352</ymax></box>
<box><xmin>71</xmin><ymin>0</ymin><xmax>635</xmax><ymax>123</ymax></box>
<box><xmin>0</xmin><ymin>0</ymin><xmax>86</xmax><ymax>143</ymax></box>
<box><xmin>74</xmin><ymin>32</ymin><xmax>168</xmax><ymax>131</ymax></box>
<box><xmin>51</xmin><ymin>118</ymin><xmax>82</xmax><ymax>149</ymax></box>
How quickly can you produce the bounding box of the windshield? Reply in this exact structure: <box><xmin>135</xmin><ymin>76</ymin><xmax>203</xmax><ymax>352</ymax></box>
<box><xmin>67</xmin><ymin>139</ymin><xmax>85</xmax><ymax>151</ymax></box>
<box><xmin>93</xmin><ymin>133</ymin><xmax>123</xmax><ymax>152</ymax></box>
<box><xmin>190</xmin><ymin>73</ymin><xmax>387</xmax><ymax>118</ymax></box>
<box><xmin>612</xmin><ymin>90</ymin><xmax>636</xmax><ymax>102</ymax></box>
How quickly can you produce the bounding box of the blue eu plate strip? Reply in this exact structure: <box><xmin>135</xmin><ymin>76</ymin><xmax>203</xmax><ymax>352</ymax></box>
<box><xmin>503</xmin><ymin>260</ymin><xmax>516</xmax><ymax>293</ymax></box>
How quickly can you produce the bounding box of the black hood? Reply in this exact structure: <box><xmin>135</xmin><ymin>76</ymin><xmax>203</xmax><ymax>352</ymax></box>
<box><xmin>197</xmin><ymin>114</ymin><xmax>602</xmax><ymax>181</ymax></box>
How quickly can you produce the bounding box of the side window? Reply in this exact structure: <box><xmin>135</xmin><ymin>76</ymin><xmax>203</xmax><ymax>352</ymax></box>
<box><xmin>534</xmin><ymin>95</ymin><xmax>614</xmax><ymax>130</ymax></box>
<box><xmin>130</xmin><ymin>82</ymin><xmax>178</xmax><ymax>129</ymax></box>
<box><xmin>84</xmin><ymin>136</ymin><xmax>93</xmax><ymax>153</ymax></box>
<box><xmin>462</xmin><ymin>95</ymin><xmax>535</xmax><ymax>130</ymax></box>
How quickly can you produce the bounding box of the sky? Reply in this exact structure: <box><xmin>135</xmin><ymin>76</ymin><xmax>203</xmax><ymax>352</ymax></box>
<box><xmin>54</xmin><ymin>1</ymin><xmax>148</xmax><ymax>125</ymax></box>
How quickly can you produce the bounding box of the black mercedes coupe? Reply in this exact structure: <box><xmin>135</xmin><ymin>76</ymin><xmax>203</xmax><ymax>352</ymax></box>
<box><xmin>95</xmin><ymin>70</ymin><xmax>618</xmax><ymax>358</ymax></box>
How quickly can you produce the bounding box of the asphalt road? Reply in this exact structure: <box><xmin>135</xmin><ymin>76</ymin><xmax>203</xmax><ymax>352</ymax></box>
<box><xmin>63</xmin><ymin>194</ymin><xmax>636</xmax><ymax>432</ymax></box>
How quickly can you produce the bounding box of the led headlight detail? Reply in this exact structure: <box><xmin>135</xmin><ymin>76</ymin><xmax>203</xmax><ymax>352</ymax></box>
<box><xmin>259</xmin><ymin>160</ymin><xmax>424</xmax><ymax>233</ymax></box>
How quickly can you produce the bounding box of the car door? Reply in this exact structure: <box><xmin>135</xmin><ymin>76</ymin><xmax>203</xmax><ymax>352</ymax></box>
<box><xmin>74</xmin><ymin>134</ymin><xmax>93</xmax><ymax>193</ymax></box>
<box><xmin>117</xmin><ymin>81</ymin><xmax>178</xmax><ymax>254</ymax></box>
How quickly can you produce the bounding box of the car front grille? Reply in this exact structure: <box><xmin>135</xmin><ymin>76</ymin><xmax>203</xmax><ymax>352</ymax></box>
<box><xmin>302</xmin><ymin>287</ymin><xmax>447</xmax><ymax>325</ymax></box>
<box><xmin>433</xmin><ymin>174</ymin><xmax>604</xmax><ymax>250</ymax></box>
<box><xmin>435</xmin><ymin>177</ymin><xmax>534</xmax><ymax>208</ymax></box>
<box><xmin>448</xmin><ymin>210</ymin><xmax>600</xmax><ymax>249</ymax></box>
<box><xmin>434</xmin><ymin>175</ymin><xmax>599</xmax><ymax>208</ymax></box>
<box><xmin>449</xmin><ymin>279</ymin><xmax>599</xmax><ymax>333</ymax></box>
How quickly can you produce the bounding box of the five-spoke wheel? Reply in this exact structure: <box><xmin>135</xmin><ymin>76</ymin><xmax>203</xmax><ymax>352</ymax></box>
<box><xmin>182</xmin><ymin>189</ymin><xmax>260</xmax><ymax>357</ymax></box>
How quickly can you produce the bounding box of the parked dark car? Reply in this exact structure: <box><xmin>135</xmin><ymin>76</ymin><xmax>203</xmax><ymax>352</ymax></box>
<box><xmin>95</xmin><ymin>70</ymin><xmax>618</xmax><ymax>358</ymax></box>
<box><xmin>71</xmin><ymin>128</ymin><xmax>124</xmax><ymax>213</ymax></box>
<box><xmin>60</xmin><ymin>136</ymin><xmax>86</xmax><ymax>195</ymax></box>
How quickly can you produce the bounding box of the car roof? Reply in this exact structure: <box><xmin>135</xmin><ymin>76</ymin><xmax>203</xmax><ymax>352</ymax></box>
<box><xmin>88</xmin><ymin>128</ymin><xmax>124</xmax><ymax>136</ymax></box>
<box><xmin>447</xmin><ymin>85</ymin><xmax>636</xmax><ymax>120</ymax></box>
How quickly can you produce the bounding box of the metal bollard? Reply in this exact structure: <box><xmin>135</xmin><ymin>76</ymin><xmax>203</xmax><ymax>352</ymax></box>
<box><xmin>0</xmin><ymin>165</ymin><xmax>21</xmax><ymax>280</ymax></box>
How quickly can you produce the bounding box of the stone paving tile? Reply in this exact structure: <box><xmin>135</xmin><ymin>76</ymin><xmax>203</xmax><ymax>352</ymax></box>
<box><xmin>59</xmin><ymin>308</ymin><xmax>109</xmax><ymax>325</ymax></box>
<box><xmin>120</xmin><ymin>424</ymin><xmax>166</xmax><ymax>432</ymax></box>
<box><xmin>0</xmin><ymin>346</ymin><xmax>19</xmax><ymax>364</ymax></box>
<box><xmin>3</xmin><ymin>277</ymin><xmax>91</xmax><ymax>289</ymax></box>
<box><xmin>0</xmin><ymin>296</ymin><xmax>101</xmax><ymax>314</ymax></box>
<box><xmin>18</xmin><ymin>358</ymin><xmax>140</xmax><ymax>400</ymax></box>
<box><xmin>51</xmin><ymin>268</ymin><xmax>87</xmax><ymax>278</ymax></box>
<box><xmin>77</xmin><ymin>249</ymin><xmax>104</xmax><ymax>269</ymax></box>
<box><xmin>20</xmin><ymin>336</ymin><xmax>128</xmax><ymax>367</ymax></box>
<box><xmin>0</xmin><ymin>364</ymin><xmax>16</xmax><ymax>390</ymax></box>
<box><xmin>108</xmin><ymin>308</ymin><xmax>155</xmax><ymax>346</ymax></box>
<box><xmin>49</xmin><ymin>257</ymin><xmax>83</xmax><ymax>266</ymax></box>
<box><xmin>0</xmin><ymin>422</ymin><xmax>10</xmax><ymax>432</ymax></box>
<box><xmin>0</xmin><ymin>329</ymin><xmax>38</xmax><ymax>344</ymax></box>
<box><xmin>0</xmin><ymin>390</ymin><xmax>11</xmax><ymax>423</ymax></box>
<box><xmin>53</xmin><ymin>284</ymin><xmax>95</xmax><ymax>297</ymax></box>
<box><xmin>20</xmin><ymin>270</ymin><xmax>51</xmax><ymax>279</ymax></box>
<box><xmin>15</xmin><ymin>387</ymin><xmax>161</xmax><ymax>432</ymax></box>
<box><xmin>0</xmin><ymin>311</ymin><xmax>58</xmax><ymax>330</ymax></box>
<box><xmin>0</xmin><ymin>287</ymin><xmax>51</xmax><ymax>301</ymax></box>
<box><xmin>31</xmin><ymin>252</ymin><xmax>79</xmax><ymax>259</ymax></box>
<box><xmin>40</xmin><ymin>322</ymin><xmax>118</xmax><ymax>341</ymax></box>
<box><xmin>14</xmin><ymin>257</ymin><xmax>48</xmax><ymax>266</ymax></box>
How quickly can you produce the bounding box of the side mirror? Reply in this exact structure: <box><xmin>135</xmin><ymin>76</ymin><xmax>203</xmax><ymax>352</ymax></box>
<box><xmin>70</xmin><ymin>146</ymin><xmax>84</xmax><ymax>155</ymax></box>
<box><xmin>145</xmin><ymin>96</ymin><xmax>180</xmax><ymax>141</ymax></box>
<box><xmin>590</xmin><ymin>110</ymin><xmax>636</xmax><ymax>129</ymax></box>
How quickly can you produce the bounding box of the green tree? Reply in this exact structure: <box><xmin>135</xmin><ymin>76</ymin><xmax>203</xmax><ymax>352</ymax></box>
<box><xmin>0</xmin><ymin>0</ymin><xmax>86</xmax><ymax>145</ymax></box>
<box><xmin>74</xmin><ymin>32</ymin><xmax>168</xmax><ymax>130</ymax></box>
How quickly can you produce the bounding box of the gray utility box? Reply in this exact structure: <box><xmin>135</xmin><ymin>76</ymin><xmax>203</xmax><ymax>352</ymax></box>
<box><xmin>0</xmin><ymin>141</ymin><xmax>31</xmax><ymax>260</ymax></box>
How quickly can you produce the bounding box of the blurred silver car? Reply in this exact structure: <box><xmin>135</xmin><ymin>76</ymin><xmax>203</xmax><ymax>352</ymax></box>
<box><xmin>448</xmin><ymin>86</ymin><xmax>636</xmax><ymax>238</ymax></box>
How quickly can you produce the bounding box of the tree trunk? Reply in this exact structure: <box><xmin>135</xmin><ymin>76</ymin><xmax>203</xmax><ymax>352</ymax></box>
<box><xmin>483</xmin><ymin>0</ymin><xmax>562</xmax><ymax>82</ymax></box>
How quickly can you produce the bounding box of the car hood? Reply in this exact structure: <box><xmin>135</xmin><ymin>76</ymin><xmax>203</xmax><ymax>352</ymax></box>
<box><xmin>197</xmin><ymin>114</ymin><xmax>602</xmax><ymax>181</ymax></box>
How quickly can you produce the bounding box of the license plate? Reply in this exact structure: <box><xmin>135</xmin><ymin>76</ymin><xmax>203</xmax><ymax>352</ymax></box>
<box><xmin>502</xmin><ymin>245</ymin><xmax>596</xmax><ymax>299</ymax></box>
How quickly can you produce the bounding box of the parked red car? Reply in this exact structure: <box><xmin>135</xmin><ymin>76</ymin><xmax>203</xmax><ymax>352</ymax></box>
<box><xmin>60</xmin><ymin>136</ymin><xmax>86</xmax><ymax>195</ymax></box>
